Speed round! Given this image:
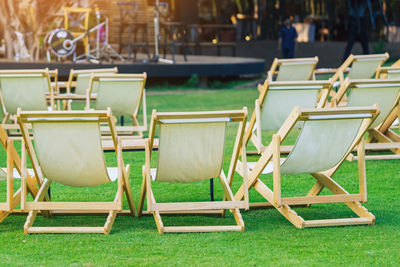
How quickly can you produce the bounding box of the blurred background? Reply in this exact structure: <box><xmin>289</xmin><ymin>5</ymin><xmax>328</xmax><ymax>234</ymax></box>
<box><xmin>0</xmin><ymin>0</ymin><xmax>399</xmax><ymax>67</ymax></box>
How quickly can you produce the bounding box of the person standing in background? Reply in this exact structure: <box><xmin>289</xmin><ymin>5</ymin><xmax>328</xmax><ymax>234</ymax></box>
<box><xmin>343</xmin><ymin>0</ymin><xmax>370</xmax><ymax>61</ymax></box>
<box><xmin>278</xmin><ymin>18</ymin><xmax>298</xmax><ymax>58</ymax></box>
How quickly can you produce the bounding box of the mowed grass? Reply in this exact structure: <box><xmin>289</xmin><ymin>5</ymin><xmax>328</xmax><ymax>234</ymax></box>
<box><xmin>0</xmin><ymin>86</ymin><xmax>399</xmax><ymax>266</ymax></box>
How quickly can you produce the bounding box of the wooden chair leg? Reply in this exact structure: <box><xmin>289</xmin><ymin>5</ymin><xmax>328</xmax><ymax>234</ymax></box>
<box><xmin>132</xmin><ymin>116</ymin><xmax>143</xmax><ymax>138</ymax></box>
<box><xmin>219</xmin><ymin>172</ymin><xmax>245</xmax><ymax>231</ymax></box>
<box><xmin>104</xmin><ymin>210</ymin><xmax>118</xmax><ymax>234</ymax></box>
<box><xmin>0</xmin><ymin>211</ymin><xmax>10</xmax><ymax>223</ymax></box>
<box><xmin>253</xmin><ymin>179</ymin><xmax>305</xmax><ymax>228</ymax></box>
<box><xmin>231</xmin><ymin>208</ymin><xmax>245</xmax><ymax>232</ymax></box>
<box><xmin>24</xmin><ymin>210</ymin><xmax>39</xmax><ymax>234</ymax></box>
<box><xmin>149</xmin><ymin>188</ymin><xmax>164</xmax><ymax>234</ymax></box>
<box><xmin>305</xmin><ymin>181</ymin><xmax>325</xmax><ymax>207</ymax></box>
<box><xmin>137</xmin><ymin>166</ymin><xmax>147</xmax><ymax>217</ymax></box>
<box><xmin>122</xmin><ymin>164</ymin><xmax>135</xmax><ymax>216</ymax></box>
<box><xmin>153</xmin><ymin>210</ymin><xmax>164</xmax><ymax>234</ymax></box>
<box><xmin>24</xmin><ymin>178</ymin><xmax>52</xmax><ymax>234</ymax></box>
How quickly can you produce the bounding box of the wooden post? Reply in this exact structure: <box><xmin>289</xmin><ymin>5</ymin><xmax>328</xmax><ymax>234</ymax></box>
<box><xmin>273</xmin><ymin>134</ymin><xmax>281</xmax><ymax>207</ymax></box>
<box><xmin>6</xmin><ymin>139</ymin><xmax>13</xmax><ymax>211</ymax></box>
<box><xmin>357</xmin><ymin>138</ymin><xmax>367</xmax><ymax>202</ymax></box>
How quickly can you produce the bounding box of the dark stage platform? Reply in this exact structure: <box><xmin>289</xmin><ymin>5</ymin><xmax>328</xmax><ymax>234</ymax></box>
<box><xmin>0</xmin><ymin>54</ymin><xmax>266</xmax><ymax>78</ymax></box>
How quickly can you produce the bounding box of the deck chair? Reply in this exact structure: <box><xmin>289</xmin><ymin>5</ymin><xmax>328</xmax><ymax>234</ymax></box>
<box><xmin>137</xmin><ymin>109</ymin><xmax>249</xmax><ymax>234</ymax></box>
<box><xmin>65</xmin><ymin>68</ymin><xmax>118</xmax><ymax>110</ymax></box>
<box><xmin>17</xmin><ymin>108</ymin><xmax>135</xmax><ymax>234</ymax></box>
<box><xmin>66</xmin><ymin>67</ymin><xmax>118</xmax><ymax>96</ymax></box>
<box><xmin>86</xmin><ymin>73</ymin><xmax>147</xmax><ymax>137</ymax></box>
<box><xmin>333</xmin><ymin>78</ymin><xmax>400</xmax><ymax>160</ymax></box>
<box><xmin>0</xmin><ymin>125</ymin><xmax>41</xmax><ymax>223</ymax></box>
<box><xmin>331</xmin><ymin>53</ymin><xmax>389</xmax><ymax>87</ymax></box>
<box><xmin>0</xmin><ymin>68</ymin><xmax>58</xmax><ymax>95</ymax></box>
<box><xmin>235</xmin><ymin>106</ymin><xmax>379</xmax><ymax>228</ymax></box>
<box><xmin>247</xmin><ymin>80</ymin><xmax>332</xmax><ymax>154</ymax></box>
<box><xmin>376</xmin><ymin>66</ymin><xmax>400</xmax><ymax>79</ymax></box>
<box><xmin>0</xmin><ymin>69</ymin><xmax>54</xmax><ymax>131</ymax></box>
<box><xmin>375</xmin><ymin>66</ymin><xmax>400</xmax><ymax>139</ymax></box>
<box><xmin>267</xmin><ymin>57</ymin><xmax>318</xmax><ymax>82</ymax></box>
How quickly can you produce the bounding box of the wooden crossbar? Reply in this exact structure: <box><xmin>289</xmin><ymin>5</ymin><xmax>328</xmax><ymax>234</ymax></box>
<box><xmin>163</xmin><ymin>225</ymin><xmax>243</xmax><ymax>233</ymax></box>
<box><xmin>27</xmin><ymin>227</ymin><xmax>105</xmax><ymax>234</ymax></box>
<box><xmin>24</xmin><ymin>202</ymin><xmax>120</xmax><ymax>211</ymax></box>
<box><xmin>151</xmin><ymin>201</ymin><xmax>245</xmax><ymax>212</ymax></box>
<box><xmin>303</xmin><ymin>218</ymin><xmax>373</xmax><ymax>227</ymax></box>
<box><xmin>281</xmin><ymin>194</ymin><xmax>362</xmax><ymax>205</ymax></box>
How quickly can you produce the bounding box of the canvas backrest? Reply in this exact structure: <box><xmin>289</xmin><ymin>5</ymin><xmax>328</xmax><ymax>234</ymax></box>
<box><xmin>346</xmin><ymin>54</ymin><xmax>388</xmax><ymax>79</ymax></box>
<box><xmin>276</xmin><ymin>59</ymin><xmax>317</xmax><ymax>81</ymax></box>
<box><xmin>95</xmin><ymin>77</ymin><xmax>144</xmax><ymax>116</ymax></box>
<box><xmin>155</xmin><ymin>119</ymin><xmax>228</xmax><ymax>183</ymax></box>
<box><xmin>29</xmin><ymin>119</ymin><xmax>111</xmax><ymax>187</ymax></box>
<box><xmin>346</xmin><ymin>81</ymin><xmax>400</xmax><ymax>128</ymax></box>
<box><xmin>260</xmin><ymin>82</ymin><xmax>329</xmax><ymax>130</ymax></box>
<box><xmin>387</xmin><ymin>71</ymin><xmax>400</xmax><ymax>79</ymax></box>
<box><xmin>281</xmin><ymin>116</ymin><xmax>364</xmax><ymax>174</ymax></box>
<box><xmin>73</xmin><ymin>68</ymin><xmax>117</xmax><ymax>95</ymax></box>
<box><xmin>0</xmin><ymin>74</ymin><xmax>49</xmax><ymax>115</ymax></box>
<box><xmin>383</xmin><ymin>67</ymin><xmax>400</xmax><ymax>79</ymax></box>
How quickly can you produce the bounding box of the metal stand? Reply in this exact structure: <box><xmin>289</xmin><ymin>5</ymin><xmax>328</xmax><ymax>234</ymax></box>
<box><xmin>46</xmin><ymin>7</ymin><xmax>124</xmax><ymax>62</ymax></box>
<box><xmin>153</xmin><ymin>0</ymin><xmax>174</xmax><ymax>64</ymax></box>
<box><xmin>210</xmin><ymin>179</ymin><xmax>214</xmax><ymax>201</ymax></box>
<box><xmin>98</xmin><ymin>17</ymin><xmax>125</xmax><ymax>62</ymax></box>
<box><xmin>118</xmin><ymin>2</ymin><xmax>150</xmax><ymax>62</ymax></box>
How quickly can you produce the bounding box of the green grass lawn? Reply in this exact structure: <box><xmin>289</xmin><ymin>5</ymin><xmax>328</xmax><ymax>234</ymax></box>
<box><xmin>0</xmin><ymin>86</ymin><xmax>399</xmax><ymax>266</ymax></box>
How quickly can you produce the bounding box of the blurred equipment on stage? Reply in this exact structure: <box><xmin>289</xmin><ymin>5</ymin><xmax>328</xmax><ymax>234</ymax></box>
<box><xmin>118</xmin><ymin>1</ymin><xmax>151</xmax><ymax>62</ymax></box>
<box><xmin>44</xmin><ymin>6</ymin><xmax>124</xmax><ymax>63</ymax></box>
<box><xmin>152</xmin><ymin>0</ymin><xmax>176</xmax><ymax>64</ymax></box>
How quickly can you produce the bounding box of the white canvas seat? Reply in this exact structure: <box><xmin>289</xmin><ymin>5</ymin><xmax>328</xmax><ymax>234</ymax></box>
<box><xmin>328</xmin><ymin>53</ymin><xmax>388</xmax><ymax>89</ymax></box>
<box><xmin>235</xmin><ymin>106</ymin><xmax>379</xmax><ymax>228</ymax></box>
<box><xmin>138</xmin><ymin>109</ymin><xmax>249</xmax><ymax>234</ymax></box>
<box><xmin>267</xmin><ymin>57</ymin><xmax>318</xmax><ymax>82</ymax></box>
<box><xmin>86</xmin><ymin>73</ymin><xmax>147</xmax><ymax>137</ymax></box>
<box><xmin>247</xmin><ymin>80</ymin><xmax>333</xmax><ymax>154</ymax></box>
<box><xmin>375</xmin><ymin>66</ymin><xmax>400</xmax><ymax>144</ymax></box>
<box><xmin>0</xmin><ymin>69</ymin><xmax>54</xmax><ymax>130</ymax></box>
<box><xmin>65</xmin><ymin>68</ymin><xmax>118</xmax><ymax>110</ymax></box>
<box><xmin>333</xmin><ymin>78</ymin><xmax>400</xmax><ymax>160</ymax></box>
<box><xmin>66</xmin><ymin>67</ymin><xmax>118</xmax><ymax>96</ymax></box>
<box><xmin>376</xmin><ymin>66</ymin><xmax>400</xmax><ymax>79</ymax></box>
<box><xmin>17</xmin><ymin>108</ymin><xmax>135</xmax><ymax>234</ymax></box>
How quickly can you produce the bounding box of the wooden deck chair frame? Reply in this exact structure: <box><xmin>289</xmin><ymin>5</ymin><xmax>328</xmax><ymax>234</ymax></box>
<box><xmin>266</xmin><ymin>56</ymin><xmax>318</xmax><ymax>83</ymax></box>
<box><xmin>373</xmin><ymin>66</ymin><xmax>400</xmax><ymax>155</ymax></box>
<box><xmin>0</xmin><ymin>125</ymin><xmax>42</xmax><ymax>223</ymax></box>
<box><xmin>86</xmin><ymin>73</ymin><xmax>147</xmax><ymax>138</ymax></box>
<box><xmin>0</xmin><ymin>68</ymin><xmax>58</xmax><ymax>94</ymax></box>
<box><xmin>65</xmin><ymin>67</ymin><xmax>118</xmax><ymax>110</ymax></box>
<box><xmin>333</xmin><ymin>78</ymin><xmax>400</xmax><ymax>160</ymax></box>
<box><xmin>248</xmin><ymin>80</ymin><xmax>333</xmax><ymax>154</ymax></box>
<box><xmin>137</xmin><ymin>109</ymin><xmax>249</xmax><ymax>234</ymax></box>
<box><xmin>48</xmin><ymin>68</ymin><xmax>59</xmax><ymax>93</ymax></box>
<box><xmin>47</xmin><ymin>68</ymin><xmax>62</xmax><ymax>110</ymax></box>
<box><xmin>66</xmin><ymin>67</ymin><xmax>118</xmax><ymax>95</ymax></box>
<box><xmin>17</xmin><ymin>108</ymin><xmax>135</xmax><ymax>234</ymax></box>
<box><xmin>0</xmin><ymin>69</ymin><xmax>54</xmax><ymax>131</ymax></box>
<box><xmin>376</xmin><ymin>66</ymin><xmax>400</xmax><ymax>79</ymax></box>
<box><xmin>0</xmin><ymin>68</ymin><xmax>58</xmax><ymax>110</ymax></box>
<box><xmin>235</xmin><ymin>106</ymin><xmax>379</xmax><ymax>228</ymax></box>
<box><xmin>331</xmin><ymin>53</ymin><xmax>389</xmax><ymax>86</ymax></box>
